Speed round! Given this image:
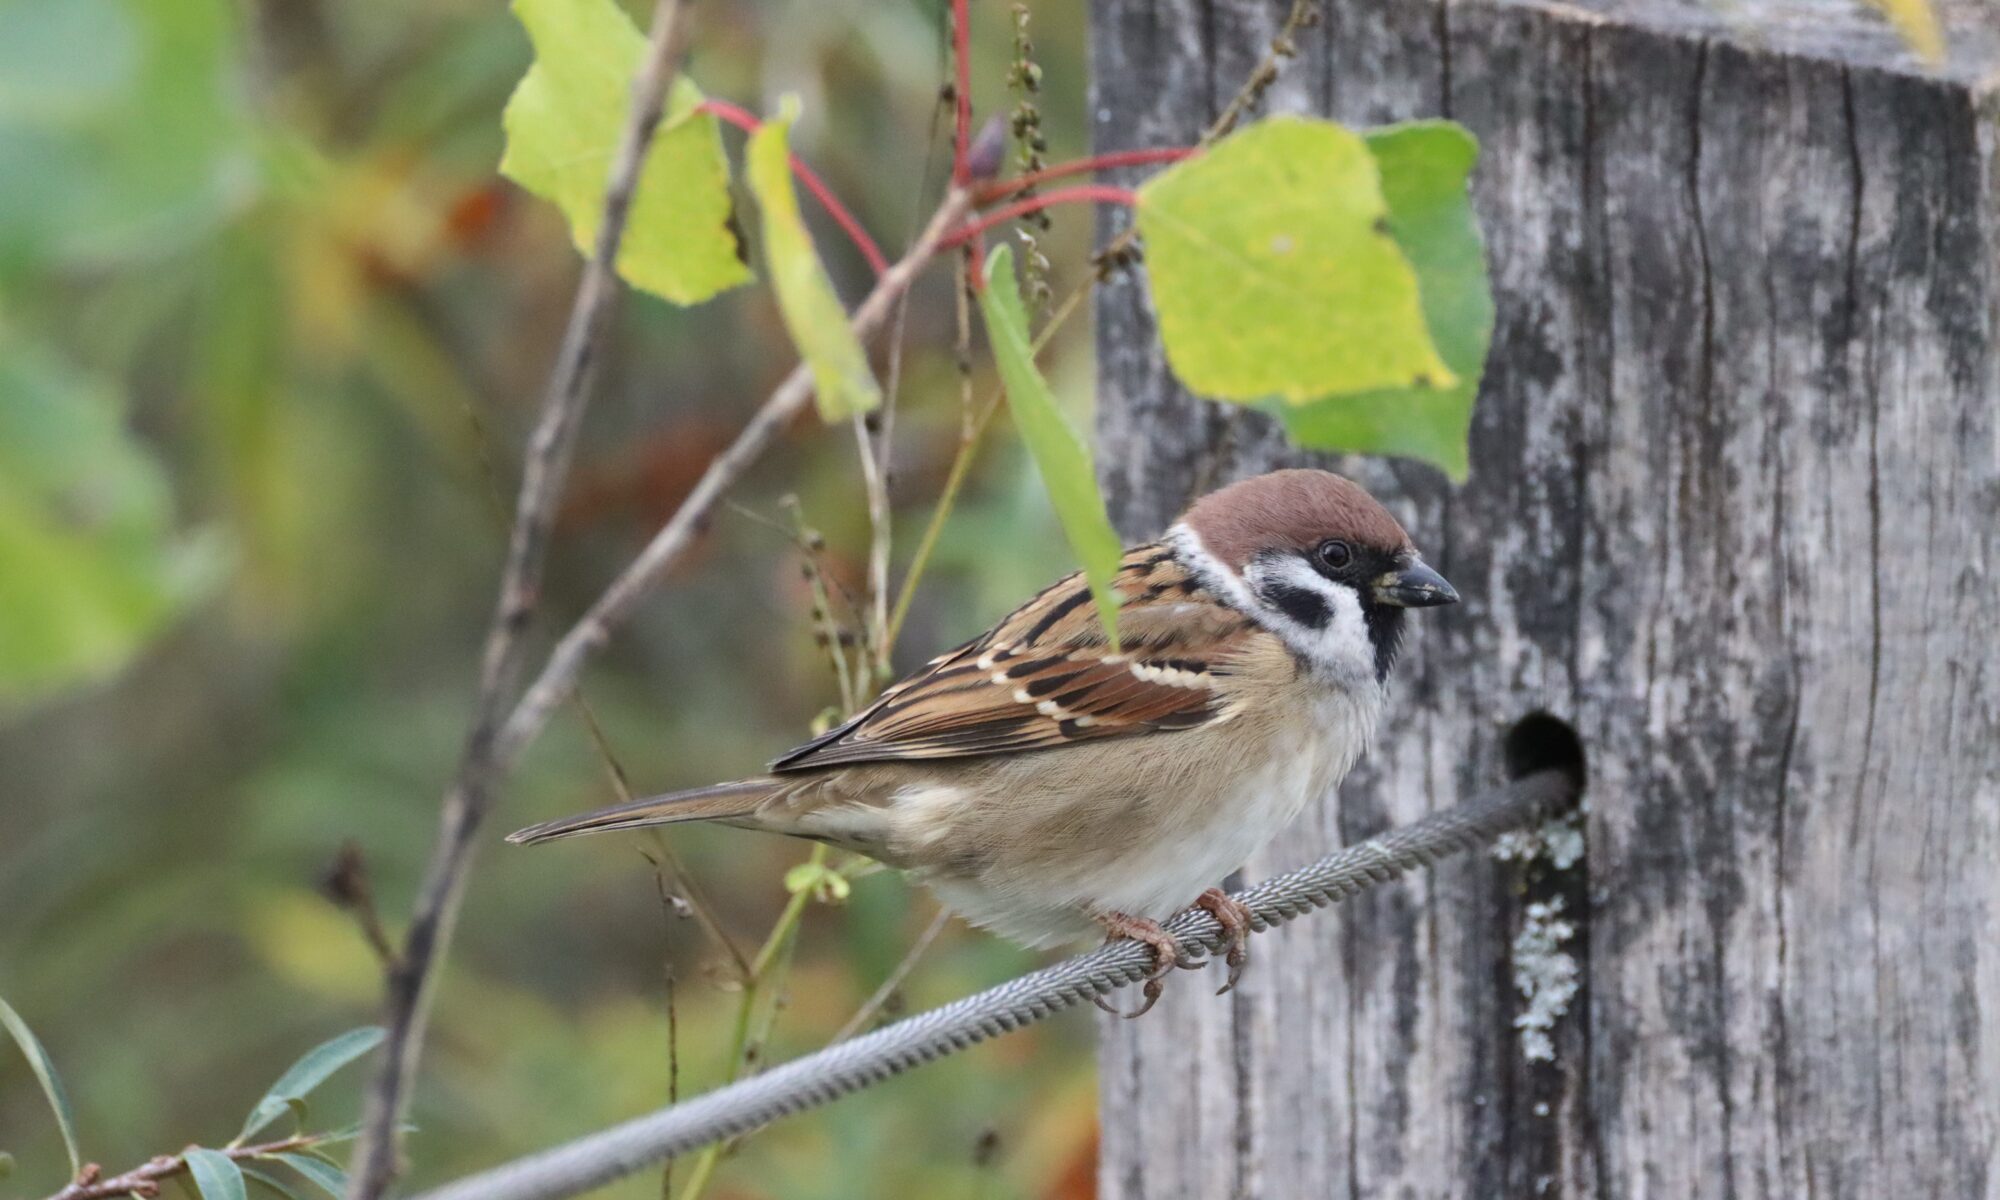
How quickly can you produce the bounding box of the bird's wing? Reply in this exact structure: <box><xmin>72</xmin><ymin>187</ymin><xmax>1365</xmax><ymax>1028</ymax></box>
<box><xmin>771</xmin><ymin>543</ymin><xmax>1270</xmax><ymax>771</ymax></box>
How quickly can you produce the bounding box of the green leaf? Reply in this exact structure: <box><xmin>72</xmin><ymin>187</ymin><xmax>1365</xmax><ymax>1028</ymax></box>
<box><xmin>1268</xmin><ymin>122</ymin><xmax>1493</xmax><ymax>479</ymax></box>
<box><xmin>0</xmin><ymin>1150</ymin><xmax>15</xmax><ymax>1180</ymax></box>
<box><xmin>977</xmin><ymin>245</ymin><xmax>1124</xmax><ymax>647</ymax></box>
<box><xmin>783</xmin><ymin>861</ymin><xmax>851</xmax><ymax>903</ymax></box>
<box><xmin>0</xmin><ymin>0</ymin><xmax>253</xmax><ymax>274</ymax></box>
<box><xmin>499</xmin><ymin>0</ymin><xmax>749</xmax><ymax>305</ymax></box>
<box><xmin>270</xmin><ymin>1153</ymin><xmax>347</xmax><ymax>1199</ymax></box>
<box><xmin>0</xmin><ymin>994</ymin><xmax>81</xmax><ymax>1176</ymax></box>
<box><xmin>1136</xmin><ymin>115</ymin><xmax>1454</xmax><ymax>404</ymax></box>
<box><xmin>185</xmin><ymin>1149</ymin><xmax>248</xmax><ymax>1200</ymax></box>
<box><xmin>0</xmin><ymin>341</ymin><xmax>222</xmax><ymax>709</ymax></box>
<box><xmin>746</xmin><ymin>96</ymin><xmax>880</xmax><ymax>421</ymax></box>
<box><xmin>240</xmin><ymin>1165</ymin><xmax>304</xmax><ymax>1200</ymax></box>
<box><xmin>237</xmin><ymin>1027</ymin><xmax>384</xmax><ymax>1142</ymax></box>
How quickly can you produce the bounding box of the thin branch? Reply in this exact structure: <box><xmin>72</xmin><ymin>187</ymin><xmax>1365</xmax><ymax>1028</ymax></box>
<box><xmin>696</xmin><ymin>99</ymin><xmax>889</xmax><ymax>276</ymax></box>
<box><xmin>950</xmin><ymin>0</ymin><xmax>972</xmax><ymax>184</ymax></box>
<box><xmin>939</xmin><ymin>185</ymin><xmax>1137</xmax><ymax>254</ymax></box>
<box><xmin>1205</xmin><ymin>0</ymin><xmax>1321</xmax><ymax>142</ymax></box>
<box><xmin>319</xmin><ymin>841</ymin><xmax>399</xmax><ymax>971</ymax></box>
<box><xmin>497</xmin><ymin>185</ymin><xmax>974</xmax><ymax>761</ymax></box>
<box><xmin>850</xmin><ymin>411</ymin><xmax>892</xmax><ymax>674</ymax></box>
<box><xmin>884</xmin><ymin>393</ymin><xmax>999</xmax><ymax>648</ymax></box>
<box><xmin>48</xmin><ymin>1133</ymin><xmax>339</xmax><ymax>1200</ymax></box>
<box><xmin>829</xmin><ymin>905</ymin><xmax>952</xmax><ymax>1044</ymax></box>
<box><xmin>345</xmin><ymin>3</ymin><xmax>695</xmax><ymax>1196</ymax></box>
<box><xmin>972</xmin><ymin>147</ymin><xmax>1196</xmax><ymax>204</ymax></box>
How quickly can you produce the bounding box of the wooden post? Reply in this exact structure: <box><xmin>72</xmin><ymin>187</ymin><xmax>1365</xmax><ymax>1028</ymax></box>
<box><xmin>1089</xmin><ymin>1</ymin><xmax>2000</xmax><ymax>1195</ymax></box>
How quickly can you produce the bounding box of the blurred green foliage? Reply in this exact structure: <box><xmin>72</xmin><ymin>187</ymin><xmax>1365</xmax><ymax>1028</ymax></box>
<box><xmin>0</xmin><ymin>0</ymin><xmax>1103</xmax><ymax>1196</ymax></box>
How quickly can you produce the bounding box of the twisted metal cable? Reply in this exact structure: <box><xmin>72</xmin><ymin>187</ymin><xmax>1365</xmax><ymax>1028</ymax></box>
<box><xmin>413</xmin><ymin>768</ymin><xmax>1576</xmax><ymax>1200</ymax></box>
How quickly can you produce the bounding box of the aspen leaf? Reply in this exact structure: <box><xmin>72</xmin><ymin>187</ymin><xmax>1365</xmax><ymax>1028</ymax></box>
<box><xmin>1270</xmin><ymin>121</ymin><xmax>1493</xmax><ymax>480</ymax></box>
<box><xmin>500</xmin><ymin>0</ymin><xmax>748</xmax><ymax>305</ymax></box>
<box><xmin>978</xmin><ymin>246</ymin><xmax>1123</xmax><ymax>647</ymax></box>
<box><xmin>1136</xmin><ymin>116</ymin><xmax>1454</xmax><ymax>404</ymax></box>
<box><xmin>747</xmin><ymin>97</ymin><xmax>880</xmax><ymax>420</ymax></box>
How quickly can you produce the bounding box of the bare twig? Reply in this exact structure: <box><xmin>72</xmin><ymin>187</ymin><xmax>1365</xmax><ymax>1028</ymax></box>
<box><xmin>319</xmin><ymin>841</ymin><xmax>399</xmax><ymax>971</ymax></box>
<box><xmin>346</xmin><ymin>3</ymin><xmax>695</xmax><ymax>1196</ymax></box>
<box><xmin>498</xmin><ymin>185</ymin><xmax>974</xmax><ymax>760</ymax></box>
<box><xmin>830</xmin><ymin>905</ymin><xmax>952</xmax><ymax>1044</ymax></box>
<box><xmin>1204</xmin><ymin>0</ymin><xmax>1320</xmax><ymax>141</ymax></box>
<box><xmin>851</xmin><ymin>412</ymin><xmax>892</xmax><ymax>675</ymax></box>
<box><xmin>48</xmin><ymin>1133</ymin><xmax>339</xmax><ymax>1200</ymax></box>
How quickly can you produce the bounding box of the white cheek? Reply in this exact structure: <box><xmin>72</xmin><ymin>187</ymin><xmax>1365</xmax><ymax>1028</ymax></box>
<box><xmin>1244</xmin><ymin>557</ymin><xmax>1377</xmax><ymax>686</ymax></box>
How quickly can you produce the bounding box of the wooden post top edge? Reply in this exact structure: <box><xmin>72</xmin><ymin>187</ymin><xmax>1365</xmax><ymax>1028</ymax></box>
<box><xmin>1472</xmin><ymin>0</ymin><xmax>2000</xmax><ymax>91</ymax></box>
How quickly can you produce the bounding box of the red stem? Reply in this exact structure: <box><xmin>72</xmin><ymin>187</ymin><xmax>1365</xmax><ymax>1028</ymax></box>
<box><xmin>698</xmin><ymin>99</ymin><xmax>890</xmax><ymax>277</ymax></box>
<box><xmin>951</xmin><ymin>0</ymin><xmax>973</xmax><ymax>185</ymax></box>
<box><xmin>973</xmin><ymin>147</ymin><xmax>1197</xmax><ymax>204</ymax></box>
<box><xmin>940</xmin><ymin>184</ymin><xmax>1139</xmax><ymax>253</ymax></box>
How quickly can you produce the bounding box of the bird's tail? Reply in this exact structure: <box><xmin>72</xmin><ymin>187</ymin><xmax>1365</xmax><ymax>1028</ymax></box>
<box><xmin>506</xmin><ymin>778</ymin><xmax>778</xmax><ymax>845</ymax></box>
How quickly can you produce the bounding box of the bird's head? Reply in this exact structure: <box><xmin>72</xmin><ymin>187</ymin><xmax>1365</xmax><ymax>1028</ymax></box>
<box><xmin>1171</xmin><ymin>469</ymin><xmax>1457</xmax><ymax>684</ymax></box>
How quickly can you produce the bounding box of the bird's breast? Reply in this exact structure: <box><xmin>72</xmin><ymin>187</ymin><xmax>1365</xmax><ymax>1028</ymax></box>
<box><xmin>886</xmin><ymin>676</ymin><xmax>1383</xmax><ymax>946</ymax></box>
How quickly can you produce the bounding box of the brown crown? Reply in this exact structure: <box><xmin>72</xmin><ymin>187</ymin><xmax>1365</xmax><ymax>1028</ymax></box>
<box><xmin>1178</xmin><ymin>469</ymin><xmax>1413</xmax><ymax>571</ymax></box>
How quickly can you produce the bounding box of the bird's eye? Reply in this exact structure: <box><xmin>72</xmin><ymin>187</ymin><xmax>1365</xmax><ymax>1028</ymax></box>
<box><xmin>1315</xmin><ymin>539</ymin><xmax>1353</xmax><ymax>571</ymax></box>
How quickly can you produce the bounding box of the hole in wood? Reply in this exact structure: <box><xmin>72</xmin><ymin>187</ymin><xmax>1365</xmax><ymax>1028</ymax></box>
<box><xmin>1504</xmin><ymin>711</ymin><xmax>1586</xmax><ymax>793</ymax></box>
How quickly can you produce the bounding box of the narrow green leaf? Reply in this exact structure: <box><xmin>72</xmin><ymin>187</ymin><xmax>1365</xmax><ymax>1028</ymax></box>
<box><xmin>1268</xmin><ymin>121</ymin><xmax>1493</xmax><ymax>480</ymax></box>
<box><xmin>0</xmin><ymin>995</ymin><xmax>81</xmax><ymax>1176</ymax></box>
<box><xmin>746</xmin><ymin>96</ymin><xmax>881</xmax><ymax>420</ymax></box>
<box><xmin>499</xmin><ymin>0</ymin><xmax>749</xmax><ymax>305</ymax></box>
<box><xmin>977</xmin><ymin>246</ymin><xmax>1123</xmax><ymax>646</ymax></box>
<box><xmin>1136</xmin><ymin>115</ymin><xmax>1454</xmax><ymax>403</ymax></box>
<box><xmin>237</xmin><ymin>1027</ymin><xmax>384</xmax><ymax>1142</ymax></box>
<box><xmin>271</xmin><ymin>1153</ymin><xmax>347</xmax><ymax>1199</ymax></box>
<box><xmin>240</xmin><ymin>1165</ymin><xmax>304</xmax><ymax>1200</ymax></box>
<box><xmin>184</xmin><ymin>1149</ymin><xmax>248</xmax><ymax>1200</ymax></box>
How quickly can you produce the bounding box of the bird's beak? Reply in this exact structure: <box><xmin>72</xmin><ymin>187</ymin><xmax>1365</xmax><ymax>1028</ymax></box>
<box><xmin>1372</xmin><ymin>560</ymin><xmax>1459</xmax><ymax>608</ymax></box>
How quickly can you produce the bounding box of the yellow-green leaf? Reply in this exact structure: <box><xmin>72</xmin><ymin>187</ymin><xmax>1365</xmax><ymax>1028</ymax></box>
<box><xmin>0</xmin><ymin>342</ymin><xmax>221</xmax><ymax>710</ymax></box>
<box><xmin>978</xmin><ymin>246</ymin><xmax>1123</xmax><ymax>647</ymax></box>
<box><xmin>1269</xmin><ymin>121</ymin><xmax>1493</xmax><ymax>480</ymax></box>
<box><xmin>499</xmin><ymin>0</ymin><xmax>748</xmax><ymax>305</ymax></box>
<box><xmin>1865</xmin><ymin>0</ymin><xmax>1944</xmax><ymax>64</ymax></box>
<box><xmin>746</xmin><ymin>97</ymin><xmax>880</xmax><ymax>420</ymax></box>
<box><xmin>1136</xmin><ymin>115</ymin><xmax>1454</xmax><ymax>403</ymax></box>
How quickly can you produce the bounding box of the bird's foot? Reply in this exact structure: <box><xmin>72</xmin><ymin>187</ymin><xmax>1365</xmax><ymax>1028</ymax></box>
<box><xmin>1091</xmin><ymin>911</ymin><xmax>1192</xmax><ymax>1019</ymax></box>
<box><xmin>1192</xmin><ymin>886</ymin><xmax>1254</xmax><ymax>995</ymax></box>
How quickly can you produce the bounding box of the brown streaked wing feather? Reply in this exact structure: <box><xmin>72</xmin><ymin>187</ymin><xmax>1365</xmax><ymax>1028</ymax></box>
<box><xmin>769</xmin><ymin>543</ymin><xmax>1264</xmax><ymax>771</ymax></box>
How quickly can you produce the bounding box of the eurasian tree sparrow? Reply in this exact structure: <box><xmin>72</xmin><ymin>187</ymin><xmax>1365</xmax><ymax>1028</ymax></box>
<box><xmin>512</xmin><ymin>469</ymin><xmax>1457</xmax><ymax>1014</ymax></box>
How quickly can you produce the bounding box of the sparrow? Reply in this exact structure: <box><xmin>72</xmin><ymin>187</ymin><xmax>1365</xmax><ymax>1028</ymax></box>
<box><xmin>511</xmin><ymin>469</ymin><xmax>1458</xmax><ymax>1015</ymax></box>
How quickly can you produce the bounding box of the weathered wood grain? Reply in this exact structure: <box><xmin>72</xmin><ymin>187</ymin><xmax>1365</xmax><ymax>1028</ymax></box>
<box><xmin>1091</xmin><ymin>1</ymin><xmax>2000</xmax><ymax>1195</ymax></box>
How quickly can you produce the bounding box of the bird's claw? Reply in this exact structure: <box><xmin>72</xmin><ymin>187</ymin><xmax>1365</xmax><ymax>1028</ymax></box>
<box><xmin>1090</xmin><ymin>891</ymin><xmax>1256</xmax><ymax>1016</ymax></box>
<box><xmin>1194</xmin><ymin>887</ymin><xmax>1254</xmax><ymax>996</ymax></box>
<box><xmin>1092</xmin><ymin>911</ymin><xmax>1189</xmax><ymax>1019</ymax></box>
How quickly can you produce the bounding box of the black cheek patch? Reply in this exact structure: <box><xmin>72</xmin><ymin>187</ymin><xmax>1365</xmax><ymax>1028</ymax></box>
<box><xmin>1263</xmin><ymin>581</ymin><xmax>1331</xmax><ymax>629</ymax></box>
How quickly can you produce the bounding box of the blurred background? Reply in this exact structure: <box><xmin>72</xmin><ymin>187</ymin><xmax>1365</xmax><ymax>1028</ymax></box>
<box><xmin>0</xmin><ymin>0</ymin><xmax>1107</xmax><ymax>1195</ymax></box>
